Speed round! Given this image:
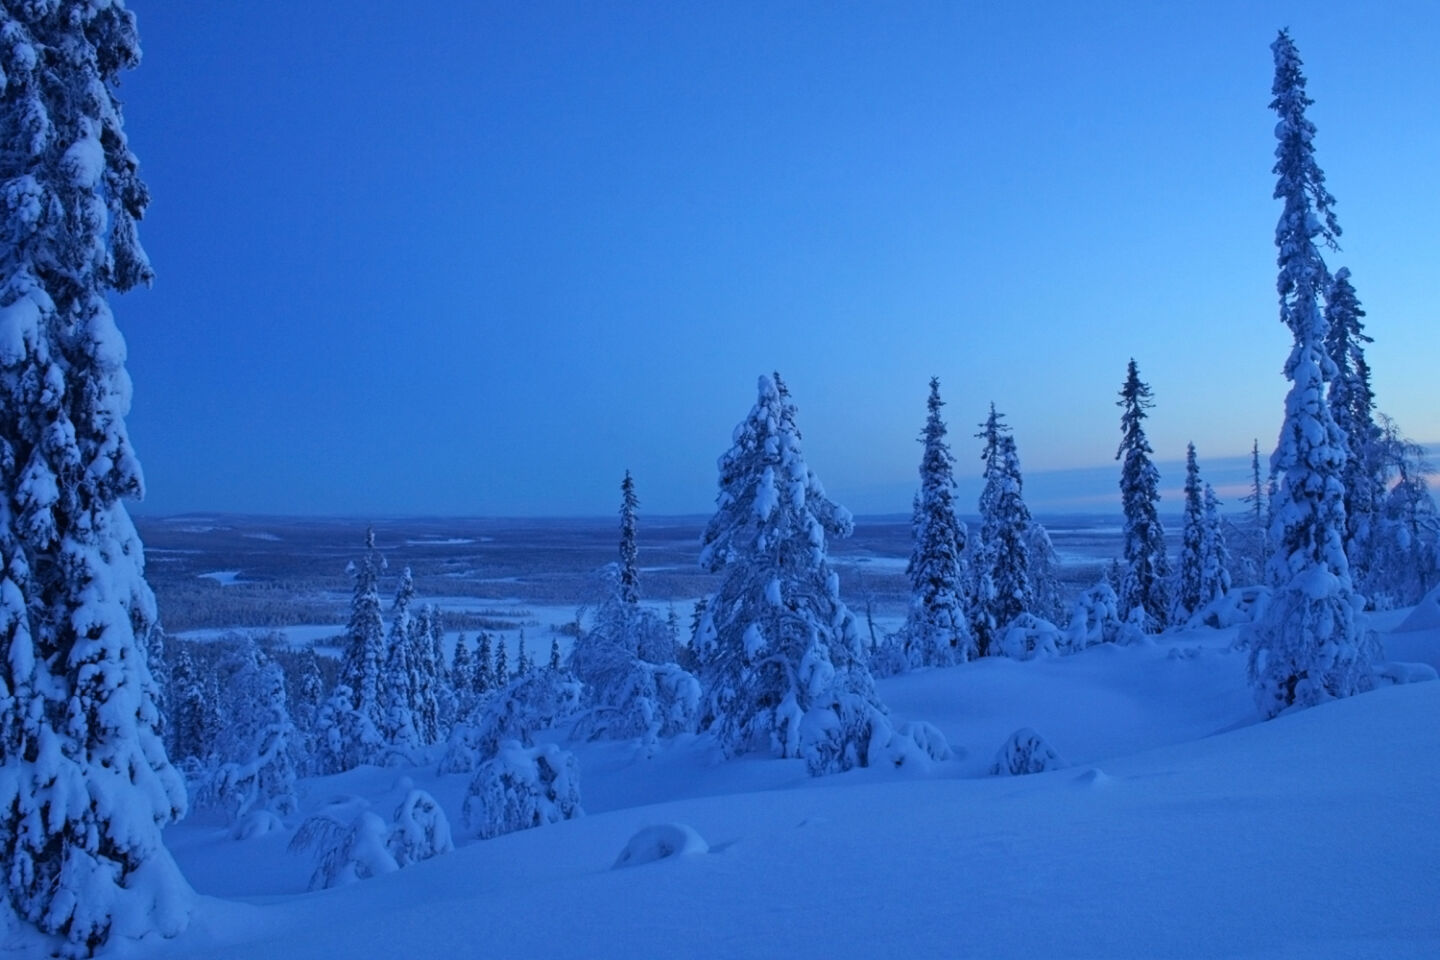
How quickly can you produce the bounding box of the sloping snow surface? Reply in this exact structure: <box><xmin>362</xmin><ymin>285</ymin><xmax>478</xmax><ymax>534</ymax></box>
<box><xmin>112</xmin><ymin>621</ymin><xmax>1440</xmax><ymax>958</ymax></box>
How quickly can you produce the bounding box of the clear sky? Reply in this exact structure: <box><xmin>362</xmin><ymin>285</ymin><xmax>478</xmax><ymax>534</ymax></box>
<box><xmin>115</xmin><ymin>1</ymin><xmax>1440</xmax><ymax>517</ymax></box>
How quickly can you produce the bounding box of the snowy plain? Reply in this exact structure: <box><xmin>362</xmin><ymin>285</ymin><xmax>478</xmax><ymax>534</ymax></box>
<box><xmin>95</xmin><ymin>516</ymin><xmax>1440</xmax><ymax>960</ymax></box>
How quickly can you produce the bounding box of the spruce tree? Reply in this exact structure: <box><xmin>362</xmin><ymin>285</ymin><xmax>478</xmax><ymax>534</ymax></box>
<box><xmin>168</xmin><ymin>641</ymin><xmax>220</xmax><ymax>768</ymax></box>
<box><xmin>688</xmin><ymin>597</ymin><xmax>709</xmax><ymax>665</ymax></box>
<box><xmin>698</xmin><ymin>374</ymin><xmax>888</xmax><ymax>774</ymax></box>
<box><xmin>1200</xmin><ymin>483</ymin><xmax>1233</xmax><ymax>609</ymax></box>
<box><xmin>378</xmin><ymin>567</ymin><xmax>419</xmax><ymax>748</ymax></box>
<box><xmin>619</xmin><ymin>470</ymin><xmax>640</xmax><ymax>606</ymax></box>
<box><xmin>1116</xmin><ymin>360</ymin><xmax>1169</xmax><ymax>629</ymax></box>
<box><xmin>1025</xmin><ymin>523</ymin><xmax>1066</xmax><ymax>626</ymax></box>
<box><xmin>0</xmin><ymin>3</ymin><xmax>191</xmax><ymax>949</ymax></box>
<box><xmin>451</xmin><ymin>635</ymin><xmax>473</xmax><ymax>698</ymax></box>
<box><xmin>973</xmin><ymin>404</ymin><xmax>1034</xmax><ymax>654</ymax></box>
<box><xmin>409</xmin><ymin>603</ymin><xmax>444</xmax><ymax>745</ymax></box>
<box><xmin>549</xmin><ymin>634</ymin><xmax>562</xmax><ymax>671</ymax></box>
<box><xmin>902</xmin><ymin>378</ymin><xmax>974</xmax><ymax>666</ymax></box>
<box><xmin>1324</xmin><ymin>267</ymin><xmax>1383</xmax><ymax>597</ymax></box>
<box><xmin>1175</xmin><ymin>443</ymin><xmax>1206</xmax><ymax>622</ymax></box>
<box><xmin>1240</xmin><ymin>439</ymin><xmax>1269</xmax><ymax>583</ymax></box>
<box><xmin>1249</xmin><ymin>30</ymin><xmax>1374</xmax><ymax>717</ymax></box>
<box><xmin>493</xmin><ymin>634</ymin><xmax>509</xmax><ymax>685</ymax></box>
<box><xmin>338</xmin><ymin>529</ymin><xmax>386</xmax><ymax>730</ymax></box>
<box><xmin>474</xmin><ymin>632</ymin><xmax>495</xmax><ymax>697</ymax></box>
<box><xmin>290</xmin><ymin>647</ymin><xmax>327</xmax><ymax>771</ymax></box>
<box><xmin>516</xmin><ymin>629</ymin><xmax>531</xmax><ymax>677</ymax></box>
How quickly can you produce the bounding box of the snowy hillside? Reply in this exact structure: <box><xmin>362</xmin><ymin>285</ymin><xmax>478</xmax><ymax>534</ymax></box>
<box><xmin>118</xmin><ymin>617</ymin><xmax>1440</xmax><ymax>960</ymax></box>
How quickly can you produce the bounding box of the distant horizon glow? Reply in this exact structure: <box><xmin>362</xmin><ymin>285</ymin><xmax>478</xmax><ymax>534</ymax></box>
<box><xmin>117</xmin><ymin>2</ymin><xmax>1440</xmax><ymax>518</ymax></box>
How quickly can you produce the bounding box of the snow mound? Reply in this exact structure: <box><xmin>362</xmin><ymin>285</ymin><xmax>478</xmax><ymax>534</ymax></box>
<box><xmin>997</xmin><ymin>614</ymin><xmax>1061</xmax><ymax>660</ymax></box>
<box><xmin>231</xmin><ymin>810</ymin><xmax>284</xmax><ymax>841</ymax></box>
<box><xmin>1395</xmin><ymin>584</ymin><xmax>1440</xmax><ymax>632</ymax></box>
<box><xmin>1373</xmin><ymin>661</ymin><xmax>1438</xmax><ymax>686</ymax></box>
<box><xmin>990</xmin><ymin>727</ymin><xmax>1065</xmax><ymax>776</ymax></box>
<box><xmin>1193</xmin><ymin>586</ymin><xmax>1269</xmax><ymax>629</ymax></box>
<box><xmin>612</xmin><ymin>824</ymin><xmax>709</xmax><ymax>869</ymax></box>
<box><xmin>1072</xmin><ymin>768</ymin><xmax>1112</xmax><ymax>788</ymax></box>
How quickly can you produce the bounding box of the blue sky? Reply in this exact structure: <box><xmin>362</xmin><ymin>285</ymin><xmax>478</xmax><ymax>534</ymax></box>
<box><xmin>116</xmin><ymin>1</ymin><xmax>1440</xmax><ymax>517</ymax></box>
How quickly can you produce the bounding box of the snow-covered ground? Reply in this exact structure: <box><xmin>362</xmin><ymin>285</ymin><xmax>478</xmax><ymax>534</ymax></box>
<box><xmin>128</xmin><ymin>614</ymin><xmax>1440</xmax><ymax>960</ymax></box>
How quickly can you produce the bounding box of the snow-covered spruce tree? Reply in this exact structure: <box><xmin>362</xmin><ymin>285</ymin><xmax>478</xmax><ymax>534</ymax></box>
<box><xmin>0</xmin><ymin>3</ymin><xmax>193</xmax><ymax>950</ymax></box>
<box><xmin>1247</xmin><ymin>30</ymin><xmax>1375</xmax><ymax>717</ymax></box>
<box><xmin>1025</xmin><ymin>523</ymin><xmax>1066</xmax><ymax>626</ymax></box>
<box><xmin>972</xmin><ymin>404</ymin><xmax>1034</xmax><ymax>655</ymax></box>
<box><xmin>1174</xmin><ymin>443</ymin><xmax>1206</xmax><ymax>622</ymax></box>
<box><xmin>1200</xmin><ymin>483</ymin><xmax>1233</xmax><ymax>610</ymax></box>
<box><xmin>493</xmin><ymin>633</ymin><xmax>509</xmax><ymax>685</ymax></box>
<box><xmin>1116</xmin><ymin>359</ymin><xmax>1169</xmax><ymax>629</ymax></box>
<box><xmin>451</xmin><ymin>634</ymin><xmax>473</xmax><ymax>715</ymax></box>
<box><xmin>167</xmin><ymin>640</ymin><xmax>221</xmax><ymax>771</ymax></box>
<box><xmin>205</xmin><ymin>639</ymin><xmax>298</xmax><ymax>825</ymax></box>
<box><xmin>687</xmin><ymin>596</ymin><xmax>709</xmax><ymax>667</ymax></box>
<box><xmin>569</xmin><ymin>481</ymin><xmax>699</xmax><ymax>745</ymax></box>
<box><xmin>516</xmin><ymin>630</ymin><xmax>532</xmax><ymax>677</ymax></box>
<box><xmin>288</xmin><ymin>646</ymin><xmax>326</xmax><ymax>774</ymax></box>
<box><xmin>474</xmin><ymin>632</ymin><xmax>495</xmax><ymax>697</ymax></box>
<box><xmin>333</xmin><ymin>528</ymin><xmax>386</xmax><ymax>765</ymax></box>
<box><xmin>378</xmin><ymin>567</ymin><xmax>420</xmax><ymax>752</ymax></box>
<box><xmin>1324</xmin><ymin>267</ymin><xmax>1383</xmax><ymax>597</ymax></box>
<box><xmin>699</xmin><ymin>374</ymin><xmax>917</xmax><ymax>776</ymax></box>
<box><xmin>548</xmin><ymin>634</ymin><xmax>561</xmax><ymax>671</ymax></box>
<box><xmin>619</xmin><ymin>470</ymin><xmax>640</xmax><ymax>605</ymax></box>
<box><xmin>409</xmin><ymin>602</ymin><xmax>445</xmax><ymax>746</ymax></box>
<box><xmin>901</xmin><ymin>378</ymin><xmax>973</xmax><ymax>667</ymax></box>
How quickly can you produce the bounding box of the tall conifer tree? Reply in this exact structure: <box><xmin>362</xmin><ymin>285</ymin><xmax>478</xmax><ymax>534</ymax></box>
<box><xmin>973</xmin><ymin>405</ymin><xmax>1033</xmax><ymax>654</ymax></box>
<box><xmin>1175</xmin><ymin>444</ymin><xmax>1206</xmax><ymax>622</ymax></box>
<box><xmin>1323</xmin><ymin>267</ymin><xmax>1383</xmax><ymax>595</ymax></box>
<box><xmin>618</xmin><ymin>471</ymin><xmax>640</xmax><ymax>606</ymax></box>
<box><xmin>699</xmin><ymin>374</ymin><xmax>886</xmax><ymax>774</ymax></box>
<box><xmin>1116</xmin><ymin>360</ymin><xmax>1169</xmax><ymax>629</ymax></box>
<box><xmin>1249</xmin><ymin>30</ymin><xmax>1374</xmax><ymax>716</ymax></box>
<box><xmin>0</xmin><ymin>3</ymin><xmax>193</xmax><ymax>949</ymax></box>
<box><xmin>902</xmin><ymin>378</ymin><xmax>973</xmax><ymax>665</ymax></box>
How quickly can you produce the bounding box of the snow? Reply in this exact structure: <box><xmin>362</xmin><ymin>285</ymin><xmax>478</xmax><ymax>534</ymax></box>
<box><xmin>136</xmin><ymin>656</ymin><xmax>1439</xmax><ymax>960</ymax></box>
<box><xmin>85</xmin><ymin>607</ymin><xmax>1434</xmax><ymax>960</ymax></box>
<box><xmin>611</xmin><ymin>823</ymin><xmax>709</xmax><ymax>868</ymax></box>
<box><xmin>197</xmin><ymin>570</ymin><xmax>244</xmax><ymax>586</ymax></box>
<box><xmin>1394</xmin><ymin>583</ymin><xmax>1440</xmax><ymax>633</ymax></box>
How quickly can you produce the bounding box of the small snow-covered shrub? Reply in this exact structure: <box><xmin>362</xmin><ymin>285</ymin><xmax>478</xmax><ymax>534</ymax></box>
<box><xmin>313</xmin><ymin>685</ymin><xmax>384</xmax><ymax>776</ymax></box>
<box><xmin>473</xmin><ymin>670</ymin><xmax>583</xmax><ymax>757</ymax></box>
<box><xmin>463</xmin><ymin>741</ymin><xmax>583</xmax><ymax>840</ymax></box>
<box><xmin>798</xmin><ymin>692</ymin><xmax>889</xmax><ymax>777</ymax></box>
<box><xmin>441</xmin><ymin>670</ymin><xmax>582</xmax><ymax>774</ymax></box>
<box><xmin>289</xmin><ymin>790</ymin><xmax>453</xmax><ymax>889</ymax></box>
<box><xmin>895</xmin><ymin>720</ymin><xmax>954</xmax><ymax>763</ymax></box>
<box><xmin>206</xmin><ymin>723</ymin><xmax>298</xmax><ymax>824</ymax></box>
<box><xmin>1063</xmin><ymin>581</ymin><xmax>1122</xmax><ymax>650</ymax></box>
<box><xmin>1194</xmin><ymin>585</ymin><xmax>1269</xmax><ymax>629</ymax></box>
<box><xmin>388</xmin><ymin>790</ymin><xmax>454</xmax><ymax>867</ymax></box>
<box><xmin>571</xmin><ymin>659</ymin><xmax>700</xmax><ymax>745</ymax></box>
<box><xmin>231</xmin><ymin>810</ymin><xmax>284</xmax><ymax>841</ymax></box>
<box><xmin>990</xmin><ymin>728</ymin><xmax>1065</xmax><ymax>776</ymax></box>
<box><xmin>997</xmin><ymin>614</ymin><xmax>1061</xmax><ymax>660</ymax></box>
<box><xmin>613</xmin><ymin>824</ymin><xmax>709</xmax><ymax>869</ymax></box>
<box><xmin>867</xmin><ymin>635</ymin><xmax>912</xmax><ymax>678</ymax></box>
<box><xmin>1116</xmin><ymin>607</ymin><xmax>1153</xmax><ymax>646</ymax></box>
<box><xmin>291</xmin><ymin>804</ymin><xmax>399</xmax><ymax>891</ymax></box>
